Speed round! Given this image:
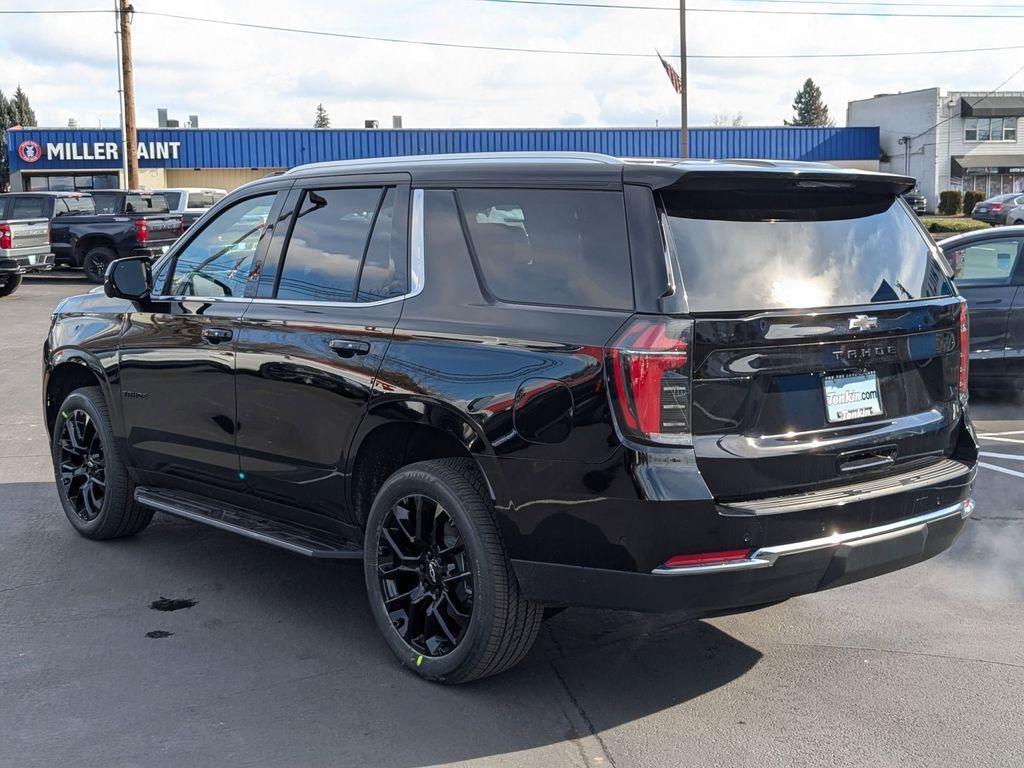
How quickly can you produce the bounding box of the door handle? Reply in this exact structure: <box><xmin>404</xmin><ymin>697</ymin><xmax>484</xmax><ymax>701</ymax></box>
<box><xmin>201</xmin><ymin>327</ymin><xmax>233</xmax><ymax>343</ymax></box>
<box><xmin>329</xmin><ymin>338</ymin><xmax>371</xmax><ymax>358</ymax></box>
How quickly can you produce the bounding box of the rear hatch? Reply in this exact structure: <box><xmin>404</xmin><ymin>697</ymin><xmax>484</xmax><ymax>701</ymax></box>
<box><xmin>656</xmin><ymin>175</ymin><xmax>965</xmax><ymax>501</ymax></box>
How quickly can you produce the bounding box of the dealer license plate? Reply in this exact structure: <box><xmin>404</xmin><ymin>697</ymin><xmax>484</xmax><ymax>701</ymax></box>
<box><xmin>823</xmin><ymin>372</ymin><xmax>883</xmax><ymax>423</ymax></box>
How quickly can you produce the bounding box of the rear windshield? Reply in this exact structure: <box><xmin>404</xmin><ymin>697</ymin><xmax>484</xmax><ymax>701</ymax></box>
<box><xmin>662</xmin><ymin>188</ymin><xmax>954</xmax><ymax>313</ymax></box>
<box><xmin>126</xmin><ymin>193</ymin><xmax>169</xmax><ymax>213</ymax></box>
<box><xmin>187</xmin><ymin>191</ymin><xmax>225</xmax><ymax>209</ymax></box>
<box><xmin>54</xmin><ymin>195</ymin><xmax>96</xmax><ymax>216</ymax></box>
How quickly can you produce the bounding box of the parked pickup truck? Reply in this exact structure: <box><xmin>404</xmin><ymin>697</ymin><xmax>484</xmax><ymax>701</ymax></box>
<box><xmin>154</xmin><ymin>187</ymin><xmax>227</xmax><ymax>229</ymax></box>
<box><xmin>0</xmin><ymin>198</ymin><xmax>54</xmax><ymax>297</ymax></box>
<box><xmin>0</xmin><ymin>191</ymin><xmax>183</xmax><ymax>283</ymax></box>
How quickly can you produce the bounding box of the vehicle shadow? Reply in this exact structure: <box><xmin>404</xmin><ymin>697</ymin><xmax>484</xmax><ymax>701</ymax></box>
<box><xmin>2</xmin><ymin>485</ymin><xmax>763</xmax><ymax>768</ymax></box>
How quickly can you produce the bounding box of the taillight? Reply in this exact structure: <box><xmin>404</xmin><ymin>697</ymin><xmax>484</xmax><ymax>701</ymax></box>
<box><xmin>991</xmin><ymin>204</ymin><xmax>1004</xmax><ymax>211</ymax></box>
<box><xmin>607</xmin><ymin>317</ymin><xmax>693</xmax><ymax>445</ymax></box>
<box><xmin>0</xmin><ymin>223</ymin><xmax>11</xmax><ymax>250</ymax></box>
<box><xmin>958</xmin><ymin>300</ymin><xmax>969</xmax><ymax>403</ymax></box>
<box><xmin>134</xmin><ymin>219</ymin><xmax>148</xmax><ymax>244</ymax></box>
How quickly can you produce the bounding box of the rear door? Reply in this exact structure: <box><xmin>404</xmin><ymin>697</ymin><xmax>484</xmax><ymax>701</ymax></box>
<box><xmin>945</xmin><ymin>234</ymin><xmax>1022</xmax><ymax>382</ymax></box>
<box><xmin>233</xmin><ymin>175</ymin><xmax>409</xmax><ymax>525</ymax></box>
<box><xmin>659</xmin><ymin>182</ymin><xmax>962</xmax><ymax>501</ymax></box>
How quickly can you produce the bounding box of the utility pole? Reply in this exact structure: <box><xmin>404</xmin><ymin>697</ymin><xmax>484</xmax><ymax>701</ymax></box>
<box><xmin>113</xmin><ymin>1</ymin><xmax>128</xmax><ymax>186</ymax></box>
<box><xmin>679</xmin><ymin>0</ymin><xmax>688</xmax><ymax>158</ymax></box>
<box><xmin>899</xmin><ymin>135</ymin><xmax>911</xmax><ymax>176</ymax></box>
<box><xmin>118</xmin><ymin>0</ymin><xmax>139</xmax><ymax>189</ymax></box>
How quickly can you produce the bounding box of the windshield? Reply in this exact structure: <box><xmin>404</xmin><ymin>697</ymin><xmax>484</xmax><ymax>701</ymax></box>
<box><xmin>662</xmin><ymin>188</ymin><xmax>954</xmax><ymax>313</ymax></box>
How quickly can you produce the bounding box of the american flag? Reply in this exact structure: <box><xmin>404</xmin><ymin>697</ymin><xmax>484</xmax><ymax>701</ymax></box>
<box><xmin>656</xmin><ymin>51</ymin><xmax>683</xmax><ymax>95</ymax></box>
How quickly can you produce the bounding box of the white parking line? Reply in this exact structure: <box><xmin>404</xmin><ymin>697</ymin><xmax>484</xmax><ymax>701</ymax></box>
<box><xmin>979</xmin><ymin>462</ymin><xmax>1024</xmax><ymax>480</ymax></box>
<box><xmin>979</xmin><ymin>452</ymin><xmax>1024</xmax><ymax>462</ymax></box>
<box><xmin>978</xmin><ymin>435</ymin><xmax>1024</xmax><ymax>446</ymax></box>
<box><xmin>978</xmin><ymin>430</ymin><xmax>1024</xmax><ymax>436</ymax></box>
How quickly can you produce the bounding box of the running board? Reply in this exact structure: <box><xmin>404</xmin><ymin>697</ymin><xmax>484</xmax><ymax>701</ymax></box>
<box><xmin>134</xmin><ymin>487</ymin><xmax>363</xmax><ymax>559</ymax></box>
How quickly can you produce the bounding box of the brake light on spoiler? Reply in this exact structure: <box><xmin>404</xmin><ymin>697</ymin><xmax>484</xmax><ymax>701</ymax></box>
<box><xmin>958</xmin><ymin>300</ymin><xmax>969</xmax><ymax>403</ymax></box>
<box><xmin>607</xmin><ymin>317</ymin><xmax>693</xmax><ymax>445</ymax></box>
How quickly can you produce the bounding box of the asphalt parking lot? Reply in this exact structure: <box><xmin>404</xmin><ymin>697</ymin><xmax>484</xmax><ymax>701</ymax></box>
<box><xmin>2</xmin><ymin>274</ymin><xmax>1022</xmax><ymax>768</ymax></box>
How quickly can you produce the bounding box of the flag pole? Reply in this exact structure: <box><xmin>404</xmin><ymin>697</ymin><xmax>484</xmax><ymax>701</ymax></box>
<box><xmin>679</xmin><ymin>0</ymin><xmax>688</xmax><ymax>158</ymax></box>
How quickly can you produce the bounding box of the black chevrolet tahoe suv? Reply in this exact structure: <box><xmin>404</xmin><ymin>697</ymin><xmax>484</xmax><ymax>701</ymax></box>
<box><xmin>0</xmin><ymin>190</ymin><xmax>182</xmax><ymax>283</ymax></box>
<box><xmin>44</xmin><ymin>153</ymin><xmax>978</xmax><ymax>684</ymax></box>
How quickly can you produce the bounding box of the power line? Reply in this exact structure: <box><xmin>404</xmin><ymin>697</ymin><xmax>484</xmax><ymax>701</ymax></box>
<box><xmin>464</xmin><ymin>0</ymin><xmax>1024</xmax><ymax>17</ymax></box>
<box><xmin>134</xmin><ymin>11</ymin><xmax>1024</xmax><ymax>60</ymax></box>
<box><xmin>0</xmin><ymin>9</ymin><xmax>109</xmax><ymax>13</ymax></box>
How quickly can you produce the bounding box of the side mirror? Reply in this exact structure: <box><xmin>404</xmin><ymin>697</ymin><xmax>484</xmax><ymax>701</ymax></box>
<box><xmin>104</xmin><ymin>256</ymin><xmax>153</xmax><ymax>302</ymax></box>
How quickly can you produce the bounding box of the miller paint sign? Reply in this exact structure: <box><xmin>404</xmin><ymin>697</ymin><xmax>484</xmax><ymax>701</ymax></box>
<box><xmin>17</xmin><ymin>139</ymin><xmax>181</xmax><ymax>163</ymax></box>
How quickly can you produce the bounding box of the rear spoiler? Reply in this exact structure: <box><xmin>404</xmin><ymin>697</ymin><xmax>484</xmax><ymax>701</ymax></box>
<box><xmin>624</xmin><ymin>160</ymin><xmax>915</xmax><ymax>196</ymax></box>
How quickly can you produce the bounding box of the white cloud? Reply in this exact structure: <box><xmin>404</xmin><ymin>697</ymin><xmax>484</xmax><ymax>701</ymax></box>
<box><xmin>0</xmin><ymin>0</ymin><xmax>1016</xmax><ymax>130</ymax></box>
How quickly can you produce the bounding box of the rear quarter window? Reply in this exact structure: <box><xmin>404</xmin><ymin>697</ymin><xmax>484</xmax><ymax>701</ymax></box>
<box><xmin>458</xmin><ymin>188</ymin><xmax>633</xmax><ymax>310</ymax></box>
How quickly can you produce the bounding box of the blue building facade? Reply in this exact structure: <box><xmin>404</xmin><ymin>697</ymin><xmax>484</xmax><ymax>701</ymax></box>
<box><xmin>7</xmin><ymin>126</ymin><xmax>880</xmax><ymax>192</ymax></box>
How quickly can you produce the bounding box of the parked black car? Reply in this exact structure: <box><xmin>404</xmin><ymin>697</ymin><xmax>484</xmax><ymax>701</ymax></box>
<box><xmin>0</xmin><ymin>191</ymin><xmax>183</xmax><ymax>283</ymax></box>
<box><xmin>43</xmin><ymin>153</ymin><xmax>977</xmax><ymax>683</ymax></box>
<box><xmin>940</xmin><ymin>225</ymin><xmax>1024</xmax><ymax>393</ymax></box>
<box><xmin>971</xmin><ymin>192</ymin><xmax>1024</xmax><ymax>226</ymax></box>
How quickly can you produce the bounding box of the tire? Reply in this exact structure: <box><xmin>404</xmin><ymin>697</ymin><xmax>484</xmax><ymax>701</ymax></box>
<box><xmin>363</xmin><ymin>458</ymin><xmax>542</xmax><ymax>684</ymax></box>
<box><xmin>1014</xmin><ymin>220</ymin><xmax>1024</xmax><ymax>226</ymax></box>
<box><xmin>82</xmin><ymin>246</ymin><xmax>116</xmax><ymax>284</ymax></box>
<box><xmin>0</xmin><ymin>273</ymin><xmax>22</xmax><ymax>297</ymax></box>
<box><xmin>50</xmin><ymin>386</ymin><xmax>153</xmax><ymax>539</ymax></box>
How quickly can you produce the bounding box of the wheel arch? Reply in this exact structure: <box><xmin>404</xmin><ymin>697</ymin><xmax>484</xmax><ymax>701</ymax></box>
<box><xmin>75</xmin><ymin>234</ymin><xmax>117</xmax><ymax>260</ymax></box>
<box><xmin>44</xmin><ymin>354</ymin><xmax>118</xmax><ymax>439</ymax></box>
<box><xmin>347</xmin><ymin>398</ymin><xmax>507</xmax><ymax>529</ymax></box>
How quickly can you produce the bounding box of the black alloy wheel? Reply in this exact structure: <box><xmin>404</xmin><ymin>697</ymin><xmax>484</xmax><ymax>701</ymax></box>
<box><xmin>57</xmin><ymin>409</ymin><xmax>106</xmax><ymax>522</ymax></box>
<box><xmin>376</xmin><ymin>494</ymin><xmax>474</xmax><ymax>657</ymax></box>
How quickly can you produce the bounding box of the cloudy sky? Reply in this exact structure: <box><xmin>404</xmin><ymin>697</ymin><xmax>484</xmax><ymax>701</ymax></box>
<box><xmin>0</xmin><ymin>0</ymin><xmax>1019</xmax><ymax>130</ymax></box>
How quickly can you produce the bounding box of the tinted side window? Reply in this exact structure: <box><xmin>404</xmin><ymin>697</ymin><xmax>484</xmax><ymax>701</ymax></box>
<box><xmin>167</xmin><ymin>194</ymin><xmax>275</xmax><ymax>298</ymax></box>
<box><xmin>951</xmin><ymin>238</ymin><xmax>1021</xmax><ymax>286</ymax></box>
<box><xmin>276</xmin><ymin>187</ymin><xmax>381</xmax><ymax>302</ymax></box>
<box><xmin>11</xmin><ymin>197</ymin><xmax>46</xmax><ymax>219</ymax></box>
<box><xmin>458</xmin><ymin>188</ymin><xmax>633</xmax><ymax>310</ymax></box>
<box><xmin>356</xmin><ymin>188</ymin><xmax>405</xmax><ymax>302</ymax></box>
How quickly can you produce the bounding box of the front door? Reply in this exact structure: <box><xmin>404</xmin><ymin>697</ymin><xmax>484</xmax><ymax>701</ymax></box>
<box><xmin>234</xmin><ymin>179</ymin><xmax>410</xmax><ymax>526</ymax></box>
<box><xmin>949</xmin><ymin>234</ymin><xmax>1023</xmax><ymax>383</ymax></box>
<box><xmin>118</xmin><ymin>191</ymin><xmax>282</xmax><ymax>491</ymax></box>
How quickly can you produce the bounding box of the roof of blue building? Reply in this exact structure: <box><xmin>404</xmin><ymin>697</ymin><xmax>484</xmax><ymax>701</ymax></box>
<box><xmin>7</xmin><ymin>126</ymin><xmax>880</xmax><ymax>172</ymax></box>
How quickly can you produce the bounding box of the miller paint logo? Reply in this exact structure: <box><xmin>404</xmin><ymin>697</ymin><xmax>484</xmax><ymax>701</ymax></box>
<box><xmin>18</xmin><ymin>140</ymin><xmax>42</xmax><ymax>163</ymax></box>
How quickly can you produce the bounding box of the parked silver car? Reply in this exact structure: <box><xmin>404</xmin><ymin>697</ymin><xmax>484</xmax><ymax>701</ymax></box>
<box><xmin>1003</xmin><ymin>202</ymin><xmax>1024</xmax><ymax>226</ymax></box>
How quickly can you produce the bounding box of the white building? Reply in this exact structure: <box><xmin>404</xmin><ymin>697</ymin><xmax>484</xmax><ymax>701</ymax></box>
<box><xmin>848</xmin><ymin>87</ymin><xmax>1024</xmax><ymax>212</ymax></box>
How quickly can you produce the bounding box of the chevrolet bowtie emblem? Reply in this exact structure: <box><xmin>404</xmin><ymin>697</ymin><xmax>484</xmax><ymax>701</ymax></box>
<box><xmin>849</xmin><ymin>314</ymin><xmax>878</xmax><ymax>331</ymax></box>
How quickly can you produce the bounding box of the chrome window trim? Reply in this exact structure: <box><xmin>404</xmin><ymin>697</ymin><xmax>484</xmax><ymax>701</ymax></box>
<box><xmin>149</xmin><ymin>187</ymin><xmax>426</xmax><ymax>308</ymax></box>
<box><xmin>652</xmin><ymin>499</ymin><xmax>972</xmax><ymax>575</ymax></box>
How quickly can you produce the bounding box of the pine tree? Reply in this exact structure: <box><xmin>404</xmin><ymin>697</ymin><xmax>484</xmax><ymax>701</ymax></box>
<box><xmin>784</xmin><ymin>79</ymin><xmax>833</xmax><ymax>127</ymax></box>
<box><xmin>314</xmin><ymin>103</ymin><xmax>330</xmax><ymax>129</ymax></box>
<box><xmin>10</xmin><ymin>85</ymin><xmax>36</xmax><ymax>127</ymax></box>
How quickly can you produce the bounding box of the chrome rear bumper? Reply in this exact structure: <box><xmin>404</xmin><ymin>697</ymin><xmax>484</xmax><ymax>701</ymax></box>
<box><xmin>653</xmin><ymin>498</ymin><xmax>974</xmax><ymax>575</ymax></box>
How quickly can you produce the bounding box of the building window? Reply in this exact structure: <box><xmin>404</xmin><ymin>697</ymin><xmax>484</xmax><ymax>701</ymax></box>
<box><xmin>964</xmin><ymin>117</ymin><xmax>1018</xmax><ymax>142</ymax></box>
